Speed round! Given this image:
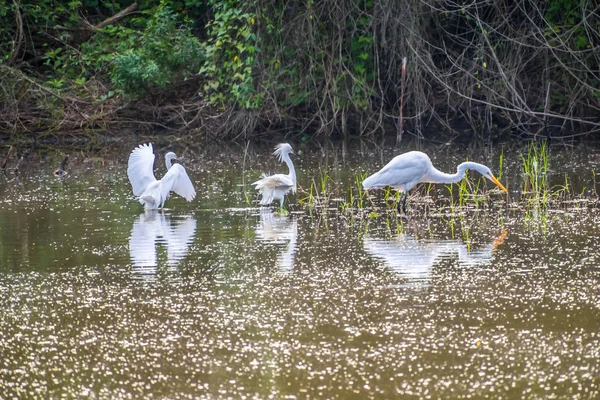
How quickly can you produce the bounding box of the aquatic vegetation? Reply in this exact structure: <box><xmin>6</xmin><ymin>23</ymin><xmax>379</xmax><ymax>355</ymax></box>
<box><xmin>552</xmin><ymin>173</ymin><xmax>571</xmax><ymax>201</ymax></box>
<box><xmin>497</xmin><ymin>148</ymin><xmax>504</xmax><ymax>181</ymax></box>
<box><xmin>340</xmin><ymin>172</ymin><xmax>369</xmax><ymax>212</ymax></box>
<box><xmin>299</xmin><ymin>174</ymin><xmax>330</xmax><ymax>209</ymax></box>
<box><xmin>518</xmin><ymin>141</ymin><xmax>593</xmax><ymax>223</ymax></box>
<box><xmin>521</xmin><ymin>141</ymin><xmax>549</xmax><ymax>203</ymax></box>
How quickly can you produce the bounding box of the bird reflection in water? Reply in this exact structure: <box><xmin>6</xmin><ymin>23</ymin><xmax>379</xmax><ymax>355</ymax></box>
<box><xmin>364</xmin><ymin>230</ymin><xmax>508</xmax><ymax>282</ymax></box>
<box><xmin>129</xmin><ymin>211</ymin><xmax>197</xmax><ymax>279</ymax></box>
<box><xmin>254</xmin><ymin>210</ymin><xmax>298</xmax><ymax>274</ymax></box>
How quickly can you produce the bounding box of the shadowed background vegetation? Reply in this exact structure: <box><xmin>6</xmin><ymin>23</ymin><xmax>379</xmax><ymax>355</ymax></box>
<box><xmin>1</xmin><ymin>0</ymin><xmax>599</xmax><ymax>140</ymax></box>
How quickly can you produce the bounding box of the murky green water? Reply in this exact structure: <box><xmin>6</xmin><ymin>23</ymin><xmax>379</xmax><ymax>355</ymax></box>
<box><xmin>0</xmin><ymin>141</ymin><xmax>599</xmax><ymax>398</ymax></box>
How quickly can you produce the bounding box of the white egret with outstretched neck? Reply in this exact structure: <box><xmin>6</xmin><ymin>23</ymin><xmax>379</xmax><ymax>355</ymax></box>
<box><xmin>253</xmin><ymin>143</ymin><xmax>298</xmax><ymax>210</ymax></box>
<box><xmin>127</xmin><ymin>143</ymin><xmax>196</xmax><ymax>209</ymax></box>
<box><xmin>362</xmin><ymin>151</ymin><xmax>507</xmax><ymax>212</ymax></box>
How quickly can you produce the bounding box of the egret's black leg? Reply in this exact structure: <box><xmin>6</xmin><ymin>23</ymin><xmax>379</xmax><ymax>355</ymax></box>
<box><xmin>397</xmin><ymin>192</ymin><xmax>408</xmax><ymax>214</ymax></box>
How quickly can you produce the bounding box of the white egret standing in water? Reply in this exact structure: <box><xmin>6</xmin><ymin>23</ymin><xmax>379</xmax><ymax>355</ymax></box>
<box><xmin>362</xmin><ymin>151</ymin><xmax>508</xmax><ymax>213</ymax></box>
<box><xmin>127</xmin><ymin>143</ymin><xmax>196</xmax><ymax>209</ymax></box>
<box><xmin>253</xmin><ymin>143</ymin><xmax>298</xmax><ymax>210</ymax></box>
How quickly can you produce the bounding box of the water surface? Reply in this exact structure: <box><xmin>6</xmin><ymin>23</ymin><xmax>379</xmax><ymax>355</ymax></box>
<box><xmin>0</xmin><ymin>141</ymin><xmax>599</xmax><ymax>398</ymax></box>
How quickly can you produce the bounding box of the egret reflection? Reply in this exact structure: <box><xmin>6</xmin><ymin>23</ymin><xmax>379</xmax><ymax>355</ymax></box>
<box><xmin>364</xmin><ymin>231</ymin><xmax>508</xmax><ymax>281</ymax></box>
<box><xmin>129</xmin><ymin>212</ymin><xmax>197</xmax><ymax>277</ymax></box>
<box><xmin>255</xmin><ymin>210</ymin><xmax>298</xmax><ymax>273</ymax></box>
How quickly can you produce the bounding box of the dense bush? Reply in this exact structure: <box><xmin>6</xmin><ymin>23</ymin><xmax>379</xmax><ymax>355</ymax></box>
<box><xmin>1</xmin><ymin>0</ymin><xmax>598</xmax><ymax>139</ymax></box>
<box><xmin>110</xmin><ymin>3</ymin><xmax>203</xmax><ymax>96</ymax></box>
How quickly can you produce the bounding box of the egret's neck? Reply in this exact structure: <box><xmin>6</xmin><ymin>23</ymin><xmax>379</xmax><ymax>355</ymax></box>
<box><xmin>283</xmin><ymin>154</ymin><xmax>296</xmax><ymax>184</ymax></box>
<box><xmin>426</xmin><ymin>162</ymin><xmax>483</xmax><ymax>184</ymax></box>
<box><xmin>165</xmin><ymin>156</ymin><xmax>173</xmax><ymax>170</ymax></box>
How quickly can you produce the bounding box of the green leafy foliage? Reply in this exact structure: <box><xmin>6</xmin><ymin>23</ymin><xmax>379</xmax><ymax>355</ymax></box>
<box><xmin>1</xmin><ymin>0</ymin><xmax>598</xmax><ymax>137</ymax></box>
<box><xmin>200</xmin><ymin>0</ymin><xmax>262</xmax><ymax>109</ymax></box>
<box><xmin>110</xmin><ymin>2</ymin><xmax>204</xmax><ymax>97</ymax></box>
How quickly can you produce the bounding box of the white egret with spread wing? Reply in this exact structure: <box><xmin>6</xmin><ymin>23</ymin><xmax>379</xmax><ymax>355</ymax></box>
<box><xmin>253</xmin><ymin>143</ymin><xmax>298</xmax><ymax>210</ymax></box>
<box><xmin>362</xmin><ymin>151</ymin><xmax>507</xmax><ymax>212</ymax></box>
<box><xmin>127</xmin><ymin>143</ymin><xmax>196</xmax><ymax>209</ymax></box>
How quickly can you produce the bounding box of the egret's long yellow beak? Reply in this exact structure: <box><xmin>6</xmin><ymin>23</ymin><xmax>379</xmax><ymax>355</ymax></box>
<box><xmin>490</xmin><ymin>175</ymin><xmax>508</xmax><ymax>193</ymax></box>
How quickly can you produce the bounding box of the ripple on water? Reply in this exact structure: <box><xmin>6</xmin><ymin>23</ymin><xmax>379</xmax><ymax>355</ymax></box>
<box><xmin>1</xmin><ymin>144</ymin><xmax>600</xmax><ymax>398</ymax></box>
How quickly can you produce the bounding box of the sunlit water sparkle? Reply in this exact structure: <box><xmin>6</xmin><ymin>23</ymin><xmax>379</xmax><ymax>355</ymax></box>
<box><xmin>0</xmin><ymin>142</ymin><xmax>599</xmax><ymax>398</ymax></box>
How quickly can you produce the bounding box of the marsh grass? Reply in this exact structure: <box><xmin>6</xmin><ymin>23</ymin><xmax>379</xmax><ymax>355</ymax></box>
<box><xmin>497</xmin><ymin>148</ymin><xmax>504</xmax><ymax>181</ymax></box>
<box><xmin>521</xmin><ymin>141</ymin><xmax>549</xmax><ymax>204</ymax></box>
<box><xmin>340</xmin><ymin>172</ymin><xmax>369</xmax><ymax>213</ymax></box>
<box><xmin>299</xmin><ymin>171</ymin><xmax>347</xmax><ymax>211</ymax></box>
<box><xmin>298</xmin><ymin>179</ymin><xmax>322</xmax><ymax>208</ymax></box>
<box><xmin>552</xmin><ymin>174</ymin><xmax>571</xmax><ymax>201</ymax></box>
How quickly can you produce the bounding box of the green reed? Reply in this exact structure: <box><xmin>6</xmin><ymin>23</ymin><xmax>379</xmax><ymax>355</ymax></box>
<box><xmin>498</xmin><ymin>147</ymin><xmax>504</xmax><ymax>181</ymax></box>
<box><xmin>445</xmin><ymin>183</ymin><xmax>455</xmax><ymax>213</ymax></box>
<box><xmin>383</xmin><ymin>187</ymin><xmax>402</xmax><ymax>211</ymax></box>
<box><xmin>356</xmin><ymin>173</ymin><xmax>368</xmax><ymax>209</ymax></box>
<box><xmin>521</xmin><ymin>141</ymin><xmax>549</xmax><ymax>205</ymax></box>
<box><xmin>298</xmin><ymin>171</ymin><xmax>338</xmax><ymax>209</ymax></box>
<box><xmin>341</xmin><ymin>172</ymin><xmax>369</xmax><ymax>212</ymax></box>
<box><xmin>520</xmin><ymin>141</ymin><xmax>553</xmax><ymax>226</ymax></box>
<box><xmin>552</xmin><ymin>173</ymin><xmax>571</xmax><ymax>201</ymax></box>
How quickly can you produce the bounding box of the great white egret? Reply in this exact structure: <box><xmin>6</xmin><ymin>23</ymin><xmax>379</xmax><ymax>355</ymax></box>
<box><xmin>362</xmin><ymin>151</ymin><xmax>508</xmax><ymax>212</ymax></box>
<box><xmin>253</xmin><ymin>143</ymin><xmax>298</xmax><ymax>209</ymax></box>
<box><xmin>127</xmin><ymin>143</ymin><xmax>196</xmax><ymax>209</ymax></box>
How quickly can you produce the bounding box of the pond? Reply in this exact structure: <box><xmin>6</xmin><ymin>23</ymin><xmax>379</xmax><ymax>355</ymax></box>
<box><xmin>0</xmin><ymin>140</ymin><xmax>599</xmax><ymax>398</ymax></box>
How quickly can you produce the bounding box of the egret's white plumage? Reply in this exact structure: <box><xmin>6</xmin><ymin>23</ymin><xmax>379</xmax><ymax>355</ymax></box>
<box><xmin>253</xmin><ymin>143</ymin><xmax>298</xmax><ymax>209</ymax></box>
<box><xmin>362</xmin><ymin>151</ymin><xmax>507</xmax><ymax>212</ymax></box>
<box><xmin>127</xmin><ymin>143</ymin><xmax>196</xmax><ymax>209</ymax></box>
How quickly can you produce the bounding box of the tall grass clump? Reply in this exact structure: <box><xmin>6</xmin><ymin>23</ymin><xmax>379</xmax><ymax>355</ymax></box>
<box><xmin>521</xmin><ymin>141</ymin><xmax>552</xmax><ymax>225</ymax></box>
<box><xmin>521</xmin><ymin>141</ymin><xmax>549</xmax><ymax>204</ymax></box>
<box><xmin>299</xmin><ymin>172</ymin><xmax>337</xmax><ymax>209</ymax></box>
<box><xmin>341</xmin><ymin>172</ymin><xmax>369</xmax><ymax>213</ymax></box>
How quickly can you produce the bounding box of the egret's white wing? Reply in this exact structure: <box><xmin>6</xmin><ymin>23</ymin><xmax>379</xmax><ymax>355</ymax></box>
<box><xmin>161</xmin><ymin>164</ymin><xmax>196</xmax><ymax>202</ymax></box>
<box><xmin>363</xmin><ymin>152</ymin><xmax>430</xmax><ymax>190</ymax></box>
<box><xmin>253</xmin><ymin>174</ymin><xmax>295</xmax><ymax>189</ymax></box>
<box><xmin>253</xmin><ymin>174</ymin><xmax>295</xmax><ymax>205</ymax></box>
<box><xmin>128</xmin><ymin>143</ymin><xmax>157</xmax><ymax>196</ymax></box>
